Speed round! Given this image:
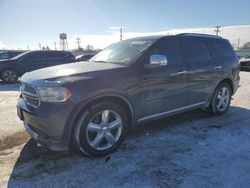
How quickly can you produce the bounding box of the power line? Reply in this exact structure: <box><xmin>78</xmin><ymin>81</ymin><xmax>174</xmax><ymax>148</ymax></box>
<box><xmin>237</xmin><ymin>38</ymin><xmax>241</xmax><ymax>50</ymax></box>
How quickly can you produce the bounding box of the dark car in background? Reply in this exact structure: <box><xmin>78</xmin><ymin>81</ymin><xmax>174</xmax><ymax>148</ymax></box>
<box><xmin>239</xmin><ymin>55</ymin><xmax>250</xmax><ymax>70</ymax></box>
<box><xmin>76</xmin><ymin>54</ymin><xmax>95</xmax><ymax>61</ymax></box>
<box><xmin>0</xmin><ymin>50</ymin><xmax>75</xmax><ymax>83</ymax></box>
<box><xmin>0</xmin><ymin>50</ymin><xmax>25</xmax><ymax>60</ymax></box>
<box><xmin>17</xmin><ymin>34</ymin><xmax>240</xmax><ymax>156</ymax></box>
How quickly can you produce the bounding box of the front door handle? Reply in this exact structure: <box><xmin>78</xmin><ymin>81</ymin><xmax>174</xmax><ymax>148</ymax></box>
<box><xmin>177</xmin><ymin>70</ymin><xmax>188</xmax><ymax>75</ymax></box>
<box><xmin>214</xmin><ymin>66</ymin><xmax>222</xmax><ymax>69</ymax></box>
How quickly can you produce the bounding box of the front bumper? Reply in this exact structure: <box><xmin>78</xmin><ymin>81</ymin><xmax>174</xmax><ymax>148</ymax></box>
<box><xmin>17</xmin><ymin>97</ymin><xmax>75</xmax><ymax>151</ymax></box>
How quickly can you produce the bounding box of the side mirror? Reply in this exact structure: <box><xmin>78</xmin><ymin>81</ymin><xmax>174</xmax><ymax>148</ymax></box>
<box><xmin>145</xmin><ymin>55</ymin><xmax>168</xmax><ymax>68</ymax></box>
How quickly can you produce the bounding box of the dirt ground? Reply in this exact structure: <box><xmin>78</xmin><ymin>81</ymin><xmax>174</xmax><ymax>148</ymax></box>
<box><xmin>0</xmin><ymin>71</ymin><xmax>250</xmax><ymax>188</ymax></box>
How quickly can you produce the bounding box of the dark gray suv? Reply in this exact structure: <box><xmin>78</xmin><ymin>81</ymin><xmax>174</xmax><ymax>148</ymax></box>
<box><xmin>17</xmin><ymin>34</ymin><xmax>240</xmax><ymax>156</ymax></box>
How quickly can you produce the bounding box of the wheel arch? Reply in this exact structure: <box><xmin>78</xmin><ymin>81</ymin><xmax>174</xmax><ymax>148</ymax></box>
<box><xmin>206</xmin><ymin>77</ymin><xmax>234</xmax><ymax>108</ymax></box>
<box><xmin>66</xmin><ymin>94</ymin><xmax>135</xmax><ymax>149</ymax></box>
<box><xmin>217</xmin><ymin>78</ymin><xmax>234</xmax><ymax>92</ymax></box>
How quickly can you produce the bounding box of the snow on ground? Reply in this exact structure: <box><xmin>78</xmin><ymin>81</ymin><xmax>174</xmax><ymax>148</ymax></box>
<box><xmin>0</xmin><ymin>82</ymin><xmax>28</xmax><ymax>152</ymax></box>
<box><xmin>0</xmin><ymin>71</ymin><xmax>250</xmax><ymax>187</ymax></box>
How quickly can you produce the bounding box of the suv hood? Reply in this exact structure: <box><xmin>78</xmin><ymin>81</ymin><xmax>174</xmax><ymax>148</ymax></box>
<box><xmin>21</xmin><ymin>61</ymin><xmax>125</xmax><ymax>85</ymax></box>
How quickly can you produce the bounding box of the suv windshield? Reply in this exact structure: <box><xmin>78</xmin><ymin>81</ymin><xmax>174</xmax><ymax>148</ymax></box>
<box><xmin>11</xmin><ymin>51</ymin><xmax>30</xmax><ymax>60</ymax></box>
<box><xmin>90</xmin><ymin>39</ymin><xmax>155</xmax><ymax>65</ymax></box>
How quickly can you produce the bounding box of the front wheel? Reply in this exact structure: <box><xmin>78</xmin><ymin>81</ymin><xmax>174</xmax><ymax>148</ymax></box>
<box><xmin>74</xmin><ymin>102</ymin><xmax>128</xmax><ymax>157</ymax></box>
<box><xmin>209</xmin><ymin>83</ymin><xmax>232</xmax><ymax>115</ymax></box>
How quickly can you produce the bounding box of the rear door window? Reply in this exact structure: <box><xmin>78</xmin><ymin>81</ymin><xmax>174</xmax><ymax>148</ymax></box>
<box><xmin>182</xmin><ymin>37</ymin><xmax>211</xmax><ymax>64</ymax></box>
<box><xmin>26</xmin><ymin>52</ymin><xmax>46</xmax><ymax>60</ymax></box>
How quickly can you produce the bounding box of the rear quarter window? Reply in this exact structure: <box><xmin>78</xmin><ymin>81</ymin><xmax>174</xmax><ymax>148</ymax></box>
<box><xmin>210</xmin><ymin>40</ymin><xmax>234</xmax><ymax>59</ymax></box>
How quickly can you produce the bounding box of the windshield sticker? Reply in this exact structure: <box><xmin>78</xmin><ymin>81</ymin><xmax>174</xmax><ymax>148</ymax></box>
<box><xmin>131</xmin><ymin>41</ymin><xmax>147</xmax><ymax>45</ymax></box>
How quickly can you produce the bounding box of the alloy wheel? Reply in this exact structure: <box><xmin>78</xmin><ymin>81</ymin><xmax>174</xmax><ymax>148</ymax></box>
<box><xmin>86</xmin><ymin>110</ymin><xmax>123</xmax><ymax>151</ymax></box>
<box><xmin>2</xmin><ymin>70</ymin><xmax>17</xmax><ymax>82</ymax></box>
<box><xmin>216</xmin><ymin>86</ymin><xmax>230</xmax><ymax>112</ymax></box>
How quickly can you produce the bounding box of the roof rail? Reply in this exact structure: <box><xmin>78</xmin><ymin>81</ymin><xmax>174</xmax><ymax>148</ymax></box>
<box><xmin>177</xmin><ymin>33</ymin><xmax>223</xmax><ymax>39</ymax></box>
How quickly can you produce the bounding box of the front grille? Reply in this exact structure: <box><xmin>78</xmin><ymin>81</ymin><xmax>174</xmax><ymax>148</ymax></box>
<box><xmin>21</xmin><ymin>83</ymin><xmax>40</xmax><ymax>109</ymax></box>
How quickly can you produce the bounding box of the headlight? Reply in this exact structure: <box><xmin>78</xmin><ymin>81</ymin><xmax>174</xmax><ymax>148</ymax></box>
<box><xmin>36</xmin><ymin>87</ymin><xmax>71</xmax><ymax>102</ymax></box>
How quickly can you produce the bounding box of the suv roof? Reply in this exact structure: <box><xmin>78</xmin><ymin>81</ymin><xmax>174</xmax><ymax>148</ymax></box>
<box><xmin>128</xmin><ymin>33</ymin><xmax>224</xmax><ymax>41</ymax></box>
<box><xmin>177</xmin><ymin>33</ymin><xmax>223</xmax><ymax>39</ymax></box>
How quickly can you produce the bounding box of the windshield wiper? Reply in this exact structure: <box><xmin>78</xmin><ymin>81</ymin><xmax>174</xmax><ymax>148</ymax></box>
<box><xmin>91</xmin><ymin>60</ymin><xmax>107</xmax><ymax>63</ymax></box>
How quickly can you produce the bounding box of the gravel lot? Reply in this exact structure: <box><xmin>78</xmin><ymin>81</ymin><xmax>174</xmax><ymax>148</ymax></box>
<box><xmin>0</xmin><ymin>71</ymin><xmax>250</xmax><ymax>188</ymax></box>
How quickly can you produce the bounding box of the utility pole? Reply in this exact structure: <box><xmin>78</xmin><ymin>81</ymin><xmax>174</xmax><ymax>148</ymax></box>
<box><xmin>38</xmin><ymin>43</ymin><xmax>42</xmax><ymax>50</ymax></box>
<box><xmin>120</xmin><ymin>28</ymin><xmax>123</xmax><ymax>41</ymax></box>
<box><xmin>27</xmin><ymin>45</ymin><xmax>29</xmax><ymax>50</ymax></box>
<box><xmin>237</xmin><ymin>38</ymin><xmax>241</xmax><ymax>50</ymax></box>
<box><xmin>76</xmin><ymin>36</ymin><xmax>81</xmax><ymax>49</ymax></box>
<box><xmin>54</xmin><ymin>42</ymin><xmax>57</xmax><ymax>50</ymax></box>
<box><xmin>214</xmin><ymin>26</ymin><xmax>221</xmax><ymax>36</ymax></box>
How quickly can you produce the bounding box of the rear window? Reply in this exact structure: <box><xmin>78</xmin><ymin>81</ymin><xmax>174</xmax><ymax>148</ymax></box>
<box><xmin>182</xmin><ymin>38</ymin><xmax>211</xmax><ymax>64</ymax></box>
<box><xmin>210</xmin><ymin>40</ymin><xmax>234</xmax><ymax>59</ymax></box>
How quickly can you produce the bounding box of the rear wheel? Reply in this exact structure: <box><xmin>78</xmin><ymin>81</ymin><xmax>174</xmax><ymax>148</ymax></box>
<box><xmin>74</xmin><ymin>102</ymin><xmax>128</xmax><ymax>157</ymax></box>
<box><xmin>209</xmin><ymin>83</ymin><xmax>232</xmax><ymax>115</ymax></box>
<box><xmin>1</xmin><ymin>69</ymin><xmax>18</xmax><ymax>83</ymax></box>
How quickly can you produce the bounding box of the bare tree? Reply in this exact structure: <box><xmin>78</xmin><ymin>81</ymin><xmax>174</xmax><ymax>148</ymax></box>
<box><xmin>242</xmin><ymin>42</ymin><xmax>250</xmax><ymax>49</ymax></box>
<box><xmin>86</xmin><ymin>44</ymin><xmax>94</xmax><ymax>50</ymax></box>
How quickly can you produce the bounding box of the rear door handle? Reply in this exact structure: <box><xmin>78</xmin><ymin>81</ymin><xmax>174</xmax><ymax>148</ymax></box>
<box><xmin>177</xmin><ymin>70</ymin><xmax>188</xmax><ymax>75</ymax></box>
<box><xmin>214</xmin><ymin>66</ymin><xmax>222</xmax><ymax>69</ymax></box>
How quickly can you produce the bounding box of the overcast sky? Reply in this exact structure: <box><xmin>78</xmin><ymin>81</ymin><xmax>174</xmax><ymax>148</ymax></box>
<box><xmin>0</xmin><ymin>0</ymin><xmax>250</xmax><ymax>50</ymax></box>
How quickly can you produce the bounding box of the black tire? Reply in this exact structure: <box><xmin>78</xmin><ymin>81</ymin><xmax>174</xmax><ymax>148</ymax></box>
<box><xmin>74</xmin><ymin>101</ymin><xmax>128</xmax><ymax>157</ymax></box>
<box><xmin>0</xmin><ymin>69</ymin><xmax>18</xmax><ymax>83</ymax></box>
<box><xmin>209</xmin><ymin>82</ymin><xmax>232</xmax><ymax>115</ymax></box>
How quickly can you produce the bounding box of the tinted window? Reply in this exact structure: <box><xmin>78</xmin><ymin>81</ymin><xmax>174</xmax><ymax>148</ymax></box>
<box><xmin>210</xmin><ymin>41</ymin><xmax>234</xmax><ymax>58</ymax></box>
<box><xmin>0</xmin><ymin>52</ymin><xmax>9</xmax><ymax>59</ymax></box>
<box><xmin>45</xmin><ymin>51</ymin><xmax>62</xmax><ymax>58</ymax></box>
<box><xmin>182</xmin><ymin>38</ymin><xmax>211</xmax><ymax>64</ymax></box>
<box><xmin>53</xmin><ymin>51</ymin><xmax>68</xmax><ymax>58</ymax></box>
<box><xmin>150</xmin><ymin>38</ymin><xmax>182</xmax><ymax>65</ymax></box>
<box><xmin>26</xmin><ymin>52</ymin><xmax>46</xmax><ymax>60</ymax></box>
